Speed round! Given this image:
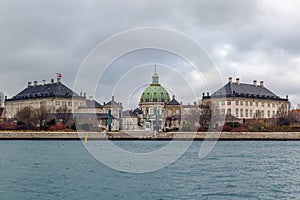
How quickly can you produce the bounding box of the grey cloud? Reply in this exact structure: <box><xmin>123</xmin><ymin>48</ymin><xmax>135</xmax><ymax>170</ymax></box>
<box><xmin>0</xmin><ymin>0</ymin><xmax>300</xmax><ymax>107</ymax></box>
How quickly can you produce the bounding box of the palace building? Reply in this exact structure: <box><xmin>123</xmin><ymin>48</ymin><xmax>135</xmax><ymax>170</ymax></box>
<box><xmin>202</xmin><ymin>77</ymin><xmax>290</xmax><ymax>120</ymax></box>
<box><xmin>5</xmin><ymin>77</ymin><xmax>87</xmax><ymax>119</ymax></box>
<box><xmin>4</xmin><ymin>75</ymin><xmax>122</xmax><ymax>131</ymax></box>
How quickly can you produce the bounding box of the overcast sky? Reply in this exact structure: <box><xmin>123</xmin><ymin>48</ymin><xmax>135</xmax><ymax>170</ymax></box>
<box><xmin>1</xmin><ymin>0</ymin><xmax>300</xmax><ymax>109</ymax></box>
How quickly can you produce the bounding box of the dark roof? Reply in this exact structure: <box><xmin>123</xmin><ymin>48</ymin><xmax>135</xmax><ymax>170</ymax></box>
<box><xmin>85</xmin><ymin>100</ymin><xmax>102</xmax><ymax>108</ymax></box>
<box><xmin>167</xmin><ymin>98</ymin><xmax>180</xmax><ymax>105</ymax></box>
<box><xmin>7</xmin><ymin>81</ymin><xmax>82</xmax><ymax>101</ymax></box>
<box><xmin>73</xmin><ymin>113</ymin><xmax>115</xmax><ymax>119</ymax></box>
<box><xmin>133</xmin><ymin>108</ymin><xmax>143</xmax><ymax>115</ymax></box>
<box><xmin>208</xmin><ymin>82</ymin><xmax>287</xmax><ymax>101</ymax></box>
<box><xmin>103</xmin><ymin>98</ymin><xmax>120</xmax><ymax>107</ymax></box>
<box><xmin>225</xmin><ymin>114</ymin><xmax>240</xmax><ymax>122</ymax></box>
<box><xmin>122</xmin><ymin>110</ymin><xmax>136</xmax><ymax>117</ymax></box>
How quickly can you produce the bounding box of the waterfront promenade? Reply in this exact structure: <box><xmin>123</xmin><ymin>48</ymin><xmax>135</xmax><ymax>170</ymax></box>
<box><xmin>0</xmin><ymin>131</ymin><xmax>300</xmax><ymax>140</ymax></box>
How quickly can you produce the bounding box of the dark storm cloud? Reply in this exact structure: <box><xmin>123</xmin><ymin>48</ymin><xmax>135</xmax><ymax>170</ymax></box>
<box><xmin>0</xmin><ymin>0</ymin><xmax>300</xmax><ymax>107</ymax></box>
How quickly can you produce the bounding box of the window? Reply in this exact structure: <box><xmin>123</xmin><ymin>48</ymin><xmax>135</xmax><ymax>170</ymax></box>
<box><xmin>245</xmin><ymin>101</ymin><xmax>248</xmax><ymax>106</ymax></box>
<box><xmin>176</xmin><ymin>109</ymin><xmax>180</xmax><ymax>115</ymax></box>
<box><xmin>62</xmin><ymin>102</ymin><xmax>66</xmax><ymax>106</ymax></box>
<box><xmin>261</xmin><ymin>102</ymin><xmax>264</xmax><ymax>107</ymax></box>
<box><xmin>272</xmin><ymin>103</ymin><xmax>275</xmax><ymax>108</ymax></box>
<box><xmin>68</xmin><ymin>102</ymin><xmax>72</xmax><ymax>106</ymax></box>
<box><xmin>221</xmin><ymin>108</ymin><xmax>225</xmax><ymax>115</ymax></box>
<box><xmin>227</xmin><ymin>108</ymin><xmax>231</xmax><ymax>115</ymax></box>
<box><xmin>55</xmin><ymin>101</ymin><xmax>60</xmax><ymax>106</ymax></box>
<box><xmin>240</xmin><ymin>101</ymin><xmax>243</xmax><ymax>106</ymax></box>
<box><xmin>267</xmin><ymin>103</ymin><xmax>270</xmax><ymax>108</ymax></box>
<box><xmin>227</xmin><ymin>101</ymin><xmax>231</xmax><ymax>105</ymax></box>
<box><xmin>221</xmin><ymin>101</ymin><xmax>225</xmax><ymax>106</ymax></box>
<box><xmin>267</xmin><ymin>111</ymin><xmax>270</xmax><ymax>118</ymax></box>
<box><xmin>250</xmin><ymin>102</ymin><xmax>253</xmax><ymax>106</ymax></box>
<box><xmin>262</xmin><ymin>110</ymin><xmax>265</xmax><ymax>118</ymax></box>
<box><xmin>235</xmin><ymin>100</ymin><xmax>239</xmax><ymax>105</ymax></box>
<box><xmin>168</xmin><ymin>109</ymin><xmax>172</xmax><ymax>116</ymax></box>
<box><xmin>74</xmin><ymin>102</ymin><xmax>78</xmax><ymax>106</ymax></box>
<box><xmin>256</xmin><ymin>102</ymin><xmax>259</xmax><ymax>107</ymax></box>
<box><xmin>240</xmin><ymin>109</ymin><xmax>243</xmax><ymax>117</ymax></box>
<box><xmin>250</xmin><ymin>110</ymin><xmax>253</xmax><ymax>118</ymax></box>
<box><xmin>235</xmin><ymin>109</ymin><xmax>239</xmax><ymax>117</ymax></box>
<box><xmin>272</xmin><ymin>111</ymin><xmax>275</xmax><ymax>117</ymax></box>
<box><xmin>245</xmin><ymin>109</ymin><xmax>249</xmax><ymax>117</ymax></box>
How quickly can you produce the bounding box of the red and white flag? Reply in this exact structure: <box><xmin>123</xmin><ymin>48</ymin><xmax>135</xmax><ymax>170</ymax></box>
<box><xmin>56</xmin><ymin>73</ymin><xmax>62</xmax><ymax>78</ymax></box>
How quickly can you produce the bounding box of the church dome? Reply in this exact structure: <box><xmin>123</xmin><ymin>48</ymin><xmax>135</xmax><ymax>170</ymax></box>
<box><xmin>140</xmin><ymin>71</ymin><xmax>170</xmax><ymax>103</ymax></box>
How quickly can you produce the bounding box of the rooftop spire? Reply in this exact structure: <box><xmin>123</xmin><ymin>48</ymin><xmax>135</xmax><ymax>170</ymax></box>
<box><xmin>152</xmin><ymin>64</ymin><xmax>159</xmax><ymax>84</ymax></box>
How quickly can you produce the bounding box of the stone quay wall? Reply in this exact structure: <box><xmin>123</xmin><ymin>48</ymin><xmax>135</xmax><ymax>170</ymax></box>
<box><xmin>0</xmin><ymin>131</ymin><xmax>300</xmax><ymax>140</ymax></box>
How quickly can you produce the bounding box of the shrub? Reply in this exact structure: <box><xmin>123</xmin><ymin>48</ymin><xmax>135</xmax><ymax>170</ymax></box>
<box><xmin>49</xmin><ymin>124</ymin><xmax>66</xmax><ymax>131</ymax></box>
<box><xmin>222</xmin><ymin>125</ymin><xmax>233</xmax><ymax>132</ymax></box>
<box><xmin>232</xmin><ymin>126</ymin><xmax>249</xmax><ymax>132</ymax></box>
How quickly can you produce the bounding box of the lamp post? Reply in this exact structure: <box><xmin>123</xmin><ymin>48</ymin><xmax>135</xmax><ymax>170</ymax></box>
<box><xmin>108</xmin><ymin>110</ymin><xmax>112</xmax><ymax>131</ymax></box>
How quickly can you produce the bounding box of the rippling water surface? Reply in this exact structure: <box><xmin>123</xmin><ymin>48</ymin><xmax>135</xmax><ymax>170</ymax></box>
<box><xmin>0</xmin><ymin>140</ymin><xmax>299</xmax><ymax>200</ymax></box>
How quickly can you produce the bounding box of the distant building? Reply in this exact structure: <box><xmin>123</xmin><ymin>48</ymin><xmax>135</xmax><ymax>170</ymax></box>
<box><xmin>122</xmin><ymin>109</ymin><xmax>142</xmax><ymax>130</ymax></box>
<box><xmin>181</xmin><ymin>102</ymin><xmax>200</xmax><ymax>131</ymax></box>
<box><xmin>164</xmin><ymin>95</ymin><xmax>182</xmax><ymax>131</ymax></box>
<box><xmin>102</xmin><ymin>96</ymin><xmax>123</xmax><ymax>130</ymax></box>
<box><xmin>202</xmin><ymin>77</ymin><xmax>290</xmax><ymax>120</ymax></box>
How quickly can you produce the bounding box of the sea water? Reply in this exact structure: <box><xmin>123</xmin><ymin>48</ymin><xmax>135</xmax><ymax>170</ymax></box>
<box><xmin>0</xmin><ymin>140</ymin><xmax>299</xmax><ymax>200</ymax></box>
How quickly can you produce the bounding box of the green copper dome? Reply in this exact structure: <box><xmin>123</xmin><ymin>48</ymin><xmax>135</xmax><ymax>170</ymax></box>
<box><xmin>140</xmin><ymin>71</ymin><xmax>170</xmax><ymax>103</ymax></box>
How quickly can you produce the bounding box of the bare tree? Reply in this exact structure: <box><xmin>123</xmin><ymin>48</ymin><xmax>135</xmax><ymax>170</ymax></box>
<box><xmin>276</xmin><ymin>104</ymin><xmax>295</xmax><ymax>126</ymax></box>
<box><xmin>14</xmin><ymin>106</ymin><xmax>38</xmax><ymax>129</ymax></box>
<box><xmin>0</xmin><ymin>92</ymin><xmax>4</xmax><ymax>107</ymax></box>
<box><xmin>36</xmin><ymin>105</ymin><xmax>49</xmax><ymax>129</ymax></box>
<box><xmin>199</xmin><ymin>100</ymin><xmax>212</xmax><ymax>130</ymax></box>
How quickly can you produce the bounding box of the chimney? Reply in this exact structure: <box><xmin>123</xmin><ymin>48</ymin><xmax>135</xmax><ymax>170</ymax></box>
<box><xmin>34</xmin><ymin>81</ymin><xmax>38</xmax><ymax>86</ymax></box>
<box><xmin>51</xmin><ymin>79</ymin><xmax>54</xmax><ymax>84</ymax></box>
<box><xmin>112</xmin><ymin>96</ymin><xmax>115</xmax><ymax>102</ymax></box>
<box><xmin>57</xmin><ymin>77</ymin><xmax>61</xmax><ymax>83</ymax></box>
<box><xmin>172</xmin><ymin>95</ymin><xmax>175</xmax><ymax>100</ymax></box>
<box><xmin>286</xmin><ymin>95</ymin><xmax>288</xmax><ymax>99</ymax></box>
<box><xmin>83</xmin><ymin>92</ymin><xmax>86</xmax><ymax>98</ymax></box>
<box><xmin>89</xmin><ymin>96</ymin><xmax>93</xmax><ymax>100</ymax></box>
<box><xmin>236</xmin><ymin>78</ymin><xmax>240</xmax><ymax>85</ymax></box>
<box><xmin>80</xmin><ymin>92</ymin><xmax>82</xmax><ymax>96</ymax></box>
<box><xmin>260</xmin><ymin>81</ymin><xmax>264</xmax><ymax>87</ymax></box>
<box><xmin>228</xmin><ymin>77</ymin><xmax>232</xmax><ymax>84</ymax></box>
<box><xmin>253</xmin><ymin>80</ymin><xmax>257</xmax><ymax>86</ymax></box>
<box><xmin>42</xmin><ymin>80</ymin><xmax>46</xmax><ymax>86</ymax></box>
<box><xmin>28</xmin><ymin>81</ymin><xmax>32</xmax><ymax>87</ymax></box>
